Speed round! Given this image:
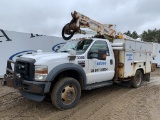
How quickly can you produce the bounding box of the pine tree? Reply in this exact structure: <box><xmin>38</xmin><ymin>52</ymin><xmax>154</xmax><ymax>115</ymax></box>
<box><xmin>131</xmin><ymin>31</ymin><xmax>139</xmax><ymax>39</ymax></box>
<box><xmin>124</xmin><ymin>30</ymin><xmax>131</xmax><ymax>37</ymax></box>
<box><xmin>125</xmin><ymin>28</ymin><xmax>160</xmax><ymax>43</ymax></box>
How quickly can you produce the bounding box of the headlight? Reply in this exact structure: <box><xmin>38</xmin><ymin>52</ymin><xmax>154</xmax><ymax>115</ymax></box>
<box><xmin>34</xmin><ymin>65</ymin><xmax>48</xmax><ymax>81</ymax></box>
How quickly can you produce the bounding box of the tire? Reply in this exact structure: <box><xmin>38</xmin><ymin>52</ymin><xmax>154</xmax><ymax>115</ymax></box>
<box><xmin>131</xmin><ymin>70</ymin><xmax>143</xmax><ymax>88</ymax></box>
<box><xmin>51</xmin><ymin>77</ymin><xmax>81</xmax><ymax>110</ymax></box>
<box><xmin>144</xmin><ymin>73</ymin><xmax>150</xmax><ymax>82</ymax></box>
<box><xmin>62</xmin><ymin>23</ymin><xmax>75</xmax><ymax>40</ymax></box>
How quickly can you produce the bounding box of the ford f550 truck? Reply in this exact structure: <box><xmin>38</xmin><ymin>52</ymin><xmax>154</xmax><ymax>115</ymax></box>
<box><xmin>3</xmin><ymin>38</ymin><xmax>153</xmax><ymax>110</ymax></box>
<box><xmin>3</xmin><ymin>11</ymin><xmax>154</xmax><ymax>110</ymax></box>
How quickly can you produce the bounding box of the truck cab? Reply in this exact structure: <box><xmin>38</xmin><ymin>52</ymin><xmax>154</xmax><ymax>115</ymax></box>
<box><xmin>58</xmin><ymin>38</ymin><xmax>115</xmax><ymax>84</ymax></box>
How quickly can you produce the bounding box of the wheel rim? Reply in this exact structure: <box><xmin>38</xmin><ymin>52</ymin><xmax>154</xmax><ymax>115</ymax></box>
<box><xmin>135</xmin><ymin>73</ymin><xmax>141</xmax><ymax>86</ymax></box>
<box><xmin>61</xmin><ymin>85</ymin><xmax>76</xmax><ymax>104</ymax></box>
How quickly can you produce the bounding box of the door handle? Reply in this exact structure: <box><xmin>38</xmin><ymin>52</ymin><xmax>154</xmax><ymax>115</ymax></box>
<box><xmin>110</xmin><ymin>59</ymin><xmax>113</xmax><ymax>65</ymax></box>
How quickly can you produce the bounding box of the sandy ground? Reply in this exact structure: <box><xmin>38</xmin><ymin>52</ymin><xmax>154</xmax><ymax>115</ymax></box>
<box><xmin>0</xmin><ymin>69</ymin><xmax>160</xmax><ymax>120</ymax></box>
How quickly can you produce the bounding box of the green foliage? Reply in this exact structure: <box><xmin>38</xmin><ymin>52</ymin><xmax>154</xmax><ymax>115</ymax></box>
<box><xmin>124</xmin><ymin>29</ymin><xmax>160</xmax><ymax>43</ymax></box>
<box><xmin>124</xmin><ymin>30</ymin><xmax>131</xmax><ymax>37</ymax></box>
<box><xmin>132</xmin><ymin>31</ymin><xmax>139</xmax><ymax>39</ymax></box>
<box><xmin>141</xmin><ymin>29</ymin><xmax>160</xmax><ymax>42</ymax></box>
<box><xmin>124</xmin><ymin>31</ymin><xmax>139</xmax><ymax>39</ymax></box>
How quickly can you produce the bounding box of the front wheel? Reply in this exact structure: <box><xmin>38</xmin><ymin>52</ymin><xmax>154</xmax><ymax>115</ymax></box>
<box><xmin>51</xmin><ymin>77</ymin><xmax>81</xmax><ymax>110</ymax></box>
<box><xmin>131</xmin><ymin>70</ymin><xmax>143</xmax><ymax>88</ymax></box>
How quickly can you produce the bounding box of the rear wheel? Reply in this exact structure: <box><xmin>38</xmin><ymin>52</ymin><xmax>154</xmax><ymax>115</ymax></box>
<box><xmin>51</xmin><ymin>77</ymin><xmax>81</xmax><ymax>110</ymax></box>
<box><xmin>131</xmin><ymin>70</ymin><xmax>143</xmax><ymax>88</ymax></box>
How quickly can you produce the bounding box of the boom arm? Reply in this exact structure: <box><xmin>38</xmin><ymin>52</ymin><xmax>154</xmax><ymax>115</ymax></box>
<box><xmin>62</xmin><ymin>11</ymin><xmax>128</xmax><ymax>40</ymax></box>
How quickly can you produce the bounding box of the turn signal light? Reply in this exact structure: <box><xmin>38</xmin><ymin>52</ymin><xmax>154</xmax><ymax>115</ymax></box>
<box><xmin>35</xmin><ymin>69</ymin><xmax>48</xmax><ymax>74</ymax></box>
<box><xmin>103</xmin><ymin>54</ymin><xmax>106</xmax><ymax>59</ymax></box>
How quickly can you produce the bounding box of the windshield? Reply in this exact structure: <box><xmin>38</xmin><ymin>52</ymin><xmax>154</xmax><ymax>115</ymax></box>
<box><xmin>58</xmin><ymin>39</ymin><xmax>93</xmax><ymax>54</ymax></box>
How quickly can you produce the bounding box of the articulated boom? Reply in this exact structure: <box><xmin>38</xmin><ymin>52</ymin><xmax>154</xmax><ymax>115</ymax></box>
<box><xmin>62</xmin><ymin>11</ymin><xmax>128</xmax><ymax>40</ymax></box>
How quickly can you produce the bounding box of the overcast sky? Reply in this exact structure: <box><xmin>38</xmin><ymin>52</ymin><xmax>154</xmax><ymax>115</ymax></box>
<box><xmin>0</xmin><ymin>0</ymin><xmax>160</xmax><ymax>36</ymax></box>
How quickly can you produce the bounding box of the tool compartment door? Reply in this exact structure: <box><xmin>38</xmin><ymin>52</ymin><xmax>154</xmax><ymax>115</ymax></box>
<box><xmin>146</xmin><ymin>53</ymin><xmax>152</xmax><ymax>73</ymax></box>
<box><xmin>124</xmin><ymin>52</ymin><xmax>134</xmax><ymax>78</ymax></box>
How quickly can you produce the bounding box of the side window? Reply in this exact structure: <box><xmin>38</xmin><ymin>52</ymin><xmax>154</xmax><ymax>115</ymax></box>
<box><xmin>89</xmin><ymin>40</ymin><xmax>110</xmax><ymax>58</ymax></box>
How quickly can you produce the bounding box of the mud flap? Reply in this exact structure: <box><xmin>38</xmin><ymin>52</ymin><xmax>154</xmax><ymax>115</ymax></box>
<box><xmin>151</xmin><ymin>63</ymin><xmax>156</xmax><ymax>72</ymax></box>
<box><xmin>19</xmin><ymin>90</ymin><xmax>45</xmax><ymax>102</ymax></box>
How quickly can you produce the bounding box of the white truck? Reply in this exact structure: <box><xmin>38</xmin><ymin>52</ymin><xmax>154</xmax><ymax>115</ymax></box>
<box><xmin>3</xmin><ymin>11</ymin><xmax>154</xmax><ymax>110</ymax></box>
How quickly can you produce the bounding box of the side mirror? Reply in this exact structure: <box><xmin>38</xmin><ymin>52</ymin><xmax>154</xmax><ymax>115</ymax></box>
<box><xmin>88</xmin><ymin>51</ymin><xmax>96</xmax><ymax>59</ymax></box>
<box><xmin>98</xmin><ymin>49</ymin><xmax>106</xmax><ymax>60</ymax></box>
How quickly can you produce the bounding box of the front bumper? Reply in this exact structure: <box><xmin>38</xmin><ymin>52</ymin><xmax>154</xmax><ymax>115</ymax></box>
<box><xmin>2</xmin><ymin>59</ymin><xmax>51</xmax><ymax>101</ymax></box>
<box><xmin>4</xmin><ymin>75</ymin><xmax>51</xmax><ymax>94</ymax></box>
<box><xmin>3</xmin><ymin>73</ymin><xmax>51</xmax><ymax>94</ymax></box>
<box><xmin>20</xmin><ymin>80</ymin><xmax>51</xmax><ymax>94</ymax></box>
<box><xmin>3</xmin><ymin>72</ymin><xmax>51</xmax><ymax>102</ymax></box>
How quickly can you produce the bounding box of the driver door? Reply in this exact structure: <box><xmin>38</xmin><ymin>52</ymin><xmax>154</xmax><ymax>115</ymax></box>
<box><xmin>86</xmin><ymin>40</ymin><xmax>114</xmax><ymax>84</ymax></box>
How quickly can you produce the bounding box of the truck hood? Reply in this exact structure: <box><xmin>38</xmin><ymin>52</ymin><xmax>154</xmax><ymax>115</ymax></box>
<box><xmin>21</xmin><ymin>52</ymin><xmax>69</xmax><ymax>65</ymax></box>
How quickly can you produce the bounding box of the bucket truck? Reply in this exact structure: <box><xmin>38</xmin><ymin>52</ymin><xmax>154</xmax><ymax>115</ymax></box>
<box><xmin>2</xmin><ymin>11</ymin><xmax>154</xmax><ymax>110</ymax></box>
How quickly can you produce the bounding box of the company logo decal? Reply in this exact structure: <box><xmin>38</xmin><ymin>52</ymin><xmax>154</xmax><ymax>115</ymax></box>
<box><xmin>126</xmin><ymin>54</ymin><xmax>133</xmax><ymax>60</ymax></box>
<box><xmin>97</xmin><ymin>62</ymin><xmax>106</xmax><ymax>65</ymax></box>
<box><xmin>91</xmin><ymin>68</ymin><xmax>108</xmax><ymax>73</ymax></box>
<box><xmin>9</xmin><ymin>50</ymin><xmax>36</xmax><ymax>61</ymax></box>
<box><xmin>52</xmin><ymin>42</ymin><xmax>66</xmax><ymax>52</ymax></box>
<box><xmin>0</xmin><ymin>29</ymin><xmax>12</xmax><ymax>42</ymax></box>
<box><xmin>9</xmin><ymin>42</ymin><xmax>66</xmax><ymax>61</ymax></box>
<box><xmin>30</xmin><ymin>33</ymin><xmax>44</xmax><ymax>38</ymax></box>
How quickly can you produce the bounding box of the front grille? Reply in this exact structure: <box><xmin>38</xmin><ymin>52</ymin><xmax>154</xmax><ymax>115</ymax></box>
<box><xmin>16</xmin><ymin>61</ymin><xmax>30</xmax><ymax>79</ymax></box>
<box><xmin>15</xmin><ymin>58</ymin><xmax>36</xmax><ymax>80</ymax></box>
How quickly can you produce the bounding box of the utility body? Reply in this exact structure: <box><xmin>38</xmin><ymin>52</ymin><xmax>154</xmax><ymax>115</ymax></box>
<box><xmin>3</xmin><ymin>11</ymin><xmax>154</xmax><ymax>110</ymax></box>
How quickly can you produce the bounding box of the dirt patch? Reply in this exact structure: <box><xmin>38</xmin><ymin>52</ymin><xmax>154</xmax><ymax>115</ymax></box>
<box><xmin>0</xmin><ymin>69</ymin><xmax>160</xmax><ymax>120</ymax></box>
